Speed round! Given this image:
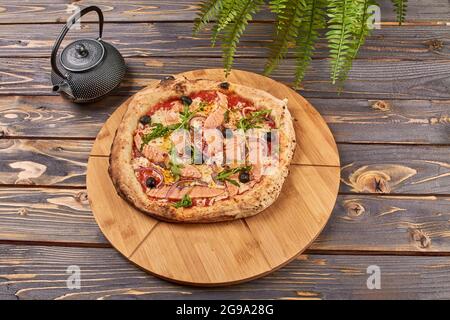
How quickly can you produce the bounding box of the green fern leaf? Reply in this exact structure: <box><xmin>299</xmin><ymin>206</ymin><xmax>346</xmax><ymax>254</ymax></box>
<box><xmin>264</xmin><ymin>0</ymin><xmax>307</xmax><ymax>76</ymax></box>
<box><xmin>336</xmin><ymin>0</ymin><xmax>377</xmax><ymax>84</ymax></box>
<box><xmin>269</xmin><ymin>0</ymin><xmax>288</xmax><ymax>15</ymax></box>
<box><xmin>221</xmin><ymin>0</ymin><xmax>264</xmax><ymax>76</ymax></box>
<box><xmin>326</xmin><ymin>0</ymin><xmax>362</xmax><ymax>84</ymax></box>
<box><xmin>391</xmin><ymin>0</ymin><xmax>408</xmax><ymax>25</ymax></box>
<box><xmin>211</xmin><ymin>0</ymin><xmax>239</xmax><ymax>46</ymax></box>
<box><xmin>293</xmin><ymin>0</ymin><xmax>327</xmax><ymax>87</ymax></box>
<box><xmin>193</xmin><ymin>0</ymin><xmax>223</xmax><ymax>35</ymax></box>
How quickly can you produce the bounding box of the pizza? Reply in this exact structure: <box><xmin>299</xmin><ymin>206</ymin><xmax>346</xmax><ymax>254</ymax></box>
<box><xmin>109</xmin><ymin>76</ymin><xmax>296</xmax><ymax>222</ymax></box>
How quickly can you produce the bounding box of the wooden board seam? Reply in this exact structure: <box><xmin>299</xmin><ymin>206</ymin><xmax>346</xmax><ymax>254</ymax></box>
<box><xmin>128</xmin><ymin>222</ymin><xmax>160</xmax><ymax>259</ymax></box>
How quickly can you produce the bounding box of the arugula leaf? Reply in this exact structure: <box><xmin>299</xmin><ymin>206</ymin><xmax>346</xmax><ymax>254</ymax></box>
<box><xmin>225</xmin><ymin>178</ymin><xmax>240</xmax><ymax>187</ymax></box>
<box><xmin>224</xmin><ymin>109</ymin><xmax>230</xmax><ymax>123</ymax></box>
<box><xmin>216</xmin><ymin>165</ymin><xmax>252</xmax><ymax>185</ymax></box>
<box><xmin>141</xmin><ymin>123</ymin><xmax>179</xmax><ymax>149</ymax></box>
<box><xmin>168</xmin><ymin>160</ymin><xmax>182</xmax><ymax>181</ymax></box>
<box><xmin>238</xmin><ymin>109</ymin><xmax>272</xmax><ymax>131</ymax></box>
<box><xmin>173</xmin><ymin>194</ymin><xmax>193</xmax><ymax>208</ymax></box>
<box><xmin>141</xmin><ymin>100</ymin><xmax>207</xmax><ymax>148</ymax></box>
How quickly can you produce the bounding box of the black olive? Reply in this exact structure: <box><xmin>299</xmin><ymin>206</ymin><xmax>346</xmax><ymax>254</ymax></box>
<box><xmin>219</xmin><ymin>82</ymin><xmax>230</xmax><ymax>90</ymax></box>
<box><xmin>139</xmin><ymin>115</ymin><xmax>151</xmax><ymax>125</ymax></box>
<box><xmin>180</xmin><ymin>95</ymin><xmax>192</xmax><ymax>106</ymax></box>
<box><xmin>146</xmin><ymin>177</ymin><xmax>157</xmax><ymax>188</ymax></box>
<box><xmin>265</xmin><ymin>131</ymin><xmax>272</xmax><ymax>143</ymax></box>
<box><xmin>239</xmin><ymin>171</ymin><xmax>250</xmax><ymax>183</ymax></box>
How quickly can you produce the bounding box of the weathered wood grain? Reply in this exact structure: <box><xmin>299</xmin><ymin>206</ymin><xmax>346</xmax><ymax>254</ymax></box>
<box><xmin>1</xmin><ymin>96</ymin><xmax>449</xmax><ymax>144</ymax></box>
<box><xmin>0</xmin><ymin>96</ymin><xmax>127</xmax><ymax>138</ymax></box>
<box><xmin>0</xmin><ymin>0</ymin><xmax>447</xmax><ymax>24</ymax></box>
<box><xmin>1</xmin><ymin>57</ymin><xmax>450</xmax><ymax>100</ymax></box>
<box><xmin>0</xmin><ymin>139</ymin><xmax>88</xmax><ymax>186</ymax></box>
<box><xmin>0</xmin><ymin>140</ymin><xmax>448</xmax><ymax>193</ymax></box>
<box><xmin>339</xmin><ymin>144</ymin><xmax>450</xmax><ymax>195</ymax></box>
<box><xmin>0</xmin><ymin>23</ymin><xmax>448</xmax><ymax>60</ymax></box>
<box><xmin>0</xmin><ymin>188</ymin><xmax>106</xmax><ymax>245</ymax></box>
<box><xmin>1</xmin><ymin>188</ymin><xmax>450</xmax><ymax>254</ymax></box>
<box><xmin>313</xmin><ymin>195</ymin><xmax>450</xmax><ymax>252</ymax></box>
<box><xmin>2</xmin><ymin>244</ymin><xmax>450</xmax><ymax>299</ymax></box>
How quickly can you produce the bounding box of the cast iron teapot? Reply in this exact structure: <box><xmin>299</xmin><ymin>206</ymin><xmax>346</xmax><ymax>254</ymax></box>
<box><xmin>51</xmin><ymin>6</ymin><xmax>126</xmax><ymax>103</ymax></box>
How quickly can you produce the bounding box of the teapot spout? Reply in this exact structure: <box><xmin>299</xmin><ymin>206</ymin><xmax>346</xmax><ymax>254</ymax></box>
<box><xmin>52</xmin><ymin>81</ymin><xmax>74</xmax><ymax>99</ymax></box>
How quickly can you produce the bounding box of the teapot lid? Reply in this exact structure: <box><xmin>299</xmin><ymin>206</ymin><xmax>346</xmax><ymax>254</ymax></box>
<box><xmin>60</xmin><ymin>39</ymin><xmax>105</xmax><ymax>72</ymax></box>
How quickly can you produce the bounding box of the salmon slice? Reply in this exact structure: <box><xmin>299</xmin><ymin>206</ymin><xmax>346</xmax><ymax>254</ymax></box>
<box><xmin>147</xmin><ymin>185</ymin><xmax>171</xmax><ymax>198</ymax></box>
<box><xmin>189</xmin><ymin>185</ymin><xmax>226</xmax><ymax>198</ymax></box>
<box><xmin>204</xmin><ymin>107</ymin><xmax>225</xmax><ymax>128</ymax></box>
<box><xmin>142</xmin><ymin>144</ymin><xmax>167</xmax><ymax>163</ymax></box>
<box><xmin>238</xmin><ymin>181</ymin><xmax>256</xmax><ymax>195</ymax></box>
<box><xmin>180</xmin><ymin>165</ymin><xmax>202</xmax><ymax>179</ymax></box>
<box><xmin>163</xmin><ymin>109</ymin><xmax>181</xmax><ymax>125</ymax></box>
<box><xmin>134</xmin><ymin>133</ymin><xmax>143</xmax><ymax>150</ymax></box>
<box><xmin>225</xmin><ymin>181</ymin><xmax>239</xmax><ymax>197</ymax></box>
<box><xmin>216</xmin><ymin>91</ymin><xmax>228</xmax><ymax>108</ymax></box>
<box><xmin>166</xmin><ymin>185</ymin><xmax>192</xmax><ymax>200</ymax></box>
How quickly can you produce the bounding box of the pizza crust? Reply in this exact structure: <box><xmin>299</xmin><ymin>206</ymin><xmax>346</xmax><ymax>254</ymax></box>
<box><xmin>109</xmin><ymin>76</ymin><xmax>296</xmax><ymax>222</ymax></box>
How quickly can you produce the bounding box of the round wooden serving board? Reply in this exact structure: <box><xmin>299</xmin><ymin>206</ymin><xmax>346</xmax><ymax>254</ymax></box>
<box><xmin>87</xmin><ymin>69</ymin><xmax>340</xmax><ymax>286</ymax></box>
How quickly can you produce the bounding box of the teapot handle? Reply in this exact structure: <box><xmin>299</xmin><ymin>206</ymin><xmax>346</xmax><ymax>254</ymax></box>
<box><xmin>51</xmin><ymin>6</ymin><xmax>104</xmax><ymax>79</ymax></box>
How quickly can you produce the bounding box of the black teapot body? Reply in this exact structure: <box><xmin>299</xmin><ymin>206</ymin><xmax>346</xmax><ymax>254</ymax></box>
<box><xmin>51</xmin><ymin>6</ymin><xmax>126</xmax><ymax>103</ymax></box>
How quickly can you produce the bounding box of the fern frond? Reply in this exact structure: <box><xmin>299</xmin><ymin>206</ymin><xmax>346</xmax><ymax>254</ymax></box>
<box><xmin>211</xmin><ymin>0</ymin><xmax>239</xmax><ymax>46</ymax></box>
<box><xmin>336</xmin><ymin>0</ymin><xmax>376</xmax><ymax>84</ymax></box>
<box><xmin>193</xmin><ymin>0</ymin><xmax>223</xmax><ymax>35</ymax></box>
<box><xmin>293</xmin><ymin>0</ymin><xmax>327</xmax><ymax>87</ymax></box>
<box><xmin>326</xmin><ymin>0</ymin><xmax>362</xmax><ymax>84</ymax></box>
<box><xmin>264</xmin><ymin>0</ymin><xmax>307</xmax><ymax>76</ymax></box>
<box><xmin>391</xmin><ymin>0</ymin><xmax>407</xmax><ymax>25</ymax></box>
<box><xmin>269</xmin><ymin>0</ymin><xmax>288</xmax><ymax>14</ymax></box>
<box><xmin>221</xmin><ymin>0</ymin><xmax>264</xmax><ymax>75</ymax></box>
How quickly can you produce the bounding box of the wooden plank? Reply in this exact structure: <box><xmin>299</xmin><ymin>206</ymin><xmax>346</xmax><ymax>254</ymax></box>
<box><xmin>1</xmin><ymin>57</ymin><xmax>450</xmax><ymax>100</ymax></box>
<box><xmin>1</xmin><ymin>96</ymin><xmax>449</xmax><ymax>144</ymax></box>
<box><xmin>0</xmin><ymin>139</ymin><xmax>88</xmax><ymax>186</ymax></box>
<box><xmin>0</xmin><ymin>96</ymin><xmax>127</xmax><ymax>139</ymax></box>
<box><xmin>1</xmin><ymin>188</ymin><xmax>450</xmax><ymax>254</ymax></box>
<box><xmin>0</xmin><ymin>0</ymin><xmax>447</xmax><ymax>24</ymax></box>
<box><xmin>339</xmin><ymin>144</ymin><xmax>450</xmax><ymax>195</ymax></box>
<box><xmin>0</xmin><ymin>23</ymin><xmax>448</xmax><ymax>60</ymax></box>
<box><xmin>313</xmin><ymin>195</ymin><xmax>450</xmax><ymax>252</ymax></box>
<box><xmin>2</xmin><ymin>244</ymin><xmax>450</xmax><ymax>299</ymax></box>
<box><xmin>0</xmin><ymin>140</ymin><xmax>448</xmax><ymax>193</ymax></box>
<box><xmin>0</xmin><ymin>188</ymin><xmax>106</xmax><ymax>245</ymax></box>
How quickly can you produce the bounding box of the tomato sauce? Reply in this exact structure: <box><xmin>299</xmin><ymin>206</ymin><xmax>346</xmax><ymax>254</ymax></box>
<box><xmin>189</xmin><ymin>90</ymin><xmax>217</xmax><ymax>103</ymax></box>
<box><xmin>225</xmin><ymin>92</ymin><xmax>253</xmax><ymax>109</ymax></box>
<box><xmin>147</xmin><ymin>96</ymin><xmax>180</xmax><ymax>115</ymax></box>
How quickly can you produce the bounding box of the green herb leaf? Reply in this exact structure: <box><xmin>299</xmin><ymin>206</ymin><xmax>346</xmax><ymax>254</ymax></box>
<box><xmin>224</xmin><ymin>109</ymin><xmax>230</xmax><ymax>123</ymax></box>
<box><xmin>141</xmin><ymin>123</ymin><xmax>178</xmax><ymax>148</ymax></box>
<box><xmin>169</xmin><ymin>161</ymin><xmax>182</xmax><ymax>181</ymax></box>
<box><xmin>238</xmin><ymin>109</ymin><xmax>272</xmax><ymax>131</ymax></box>
<box><xmin>173</xmin><ymin>194</ymin><xmax>193</xmax><ymax>208</ymax></box>
<box><xmin>216</xmin><ymin>165</ymin><xmax>252</xmax><ymax>182</ymax></box>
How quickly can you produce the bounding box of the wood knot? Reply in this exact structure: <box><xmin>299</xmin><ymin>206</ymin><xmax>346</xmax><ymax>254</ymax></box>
<box><xmin>17</xmin><ymin>208</ymin><xmax>28</xmax><ymax>216</ymax></box>
<box><xmin>75</xmin><ymin>191</ymin><xmax>89</xmax><ymax>204</ymax></box>
<box><xmin>426</xmin><ymin>39</ymin><xmax>443</xmax><ymax>51</ymax></box>
<box><xmin>345</xmin><ymin>201</ymin><xmax>365</xmax><ymax>217</ymax></box>
<box><xmin>344</xmin><ymin>164</ymin><xmax>416</xmax><ymax>194</ymax></box>
<box><xmin>409</xmin><ymin>228</ymin><xmax>431</xmax><ymax>249</ymax></box>
<box><xmin>371</xmin><ymin>100</ymin><xmax>391</xmax><ymax>111</ymax></box>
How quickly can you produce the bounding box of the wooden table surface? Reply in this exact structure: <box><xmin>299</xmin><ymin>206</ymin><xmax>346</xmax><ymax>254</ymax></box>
<box><xmin>0</xmin><ymin>0</ymin><xmax>449</xmax><ymax>300</ymax></box>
